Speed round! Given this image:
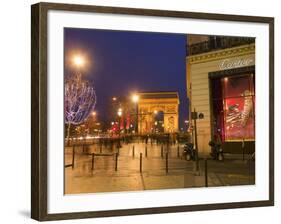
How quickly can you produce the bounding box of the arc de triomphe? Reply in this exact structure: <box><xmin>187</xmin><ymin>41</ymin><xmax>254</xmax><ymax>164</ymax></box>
<box><xmin>137</xmin><ymin>92</ymin><xmax>179</xmax><ymax>133</ymax></box>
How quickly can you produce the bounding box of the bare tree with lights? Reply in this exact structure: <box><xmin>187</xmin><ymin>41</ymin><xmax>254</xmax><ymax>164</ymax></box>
<box><xmin>65</xmin><ymin>55</ymin><xmax>97</xmax><ymax>144</ymax></box>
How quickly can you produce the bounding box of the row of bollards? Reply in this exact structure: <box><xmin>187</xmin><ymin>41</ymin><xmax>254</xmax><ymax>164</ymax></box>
<box><xmin>139</xmin><ymin>151</ymin><xmax>169</xmax><ymax>174</ymax></box>
<box><xmin>68</xmin><ymin>144</ymin><xmax>252</xmax><ymax>188</ymax></box>
<box><xmin>132</xmin><ymin>144</ymin><xmax>179</xmax><ymax>159</ymax></box>
<box><xmin>72</xmin><ymin>145</ymin><xmax>208</xmax><ymax>187</ymax></box>
<box><xmin>91</xmin><ymin>153</ymin><xmax>119</xmax><ymax>171</ymax></box>
<box><xmin>133</xmin><ymin>145</ymin><xmax>151</xmax><ymax>158</ymax></box>
<box><xmin>132</xmin><ymin>145</ymin><xmax>148</xmax><ymax>158</ymax></box>
<box><xmin>68</xmin><ymin>144</ymin><xmax>180</xmax><ymax>174</ymax></box>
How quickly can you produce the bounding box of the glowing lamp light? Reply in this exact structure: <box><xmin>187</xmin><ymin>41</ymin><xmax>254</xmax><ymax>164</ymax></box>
<box><xmin>132</xmin><ymin>94</ymin><xmax>139</xmax><ymax>103</ymax></box>
<box><xmin>92</xmin><ymin>111</ymin><xmax>97</xmax><ymax>116</ymax></box>
<box><xmin>117</xmin><ymin>108</ymin><xmax>123</xmax><ymax>117</ymax></box>
<box><xmin>72</xmin><ymin>55</ymin><xmax>85</xmax><ymax>68</ymax></box>
<box><xmin>117</xmin><ymin>111</ymin><xmax>122</xmax><ymax>117</ymax></box>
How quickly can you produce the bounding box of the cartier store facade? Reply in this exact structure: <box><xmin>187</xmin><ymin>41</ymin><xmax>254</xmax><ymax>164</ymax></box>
<box><xmin>186</xmin><ymin>35</ymin><xmax>255</xmax><ymax>154</ymax></box>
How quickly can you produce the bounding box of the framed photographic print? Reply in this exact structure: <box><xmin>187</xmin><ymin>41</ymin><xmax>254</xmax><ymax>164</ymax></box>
<box><xmin>31</xmin><ymin>2</ymin><xmax>274</xmax><ymax>221</ymax></box>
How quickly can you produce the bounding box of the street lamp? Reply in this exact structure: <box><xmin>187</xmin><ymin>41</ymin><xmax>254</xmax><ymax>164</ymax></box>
<box><xmin>131</xmin><ymin>94</ymin><xmax>139</xmax><ymax>134</ymax></box>
<box><xmin>184</xmin><ymin>120</ymin><xmax>189</xmax><ymax>133</ymax></box>
<box><xmin>71</xmin><ymin>54</ymin><xmax>87</xmax><ymax>84</ymax></box>
<box><xmin>132</xmin><ymin>94</ymin><xmax>139</xmax><ymax>103</ymax></box>
<box><xmin>72</xmin><ymin>55</ymin><xmax>85</xmax><ymax>68</ymax></box>
<box><xmin>117</xmin><ymin>108</ymin><xmax>122</xmax><ymax>117</ymax></box>
<box><xmin>65</xmin><ymin>53</ymin><xmax>91</xmax><ymax>145</ymax></box>
<box><xmin>117</xmin><ymin>108</ymin><xmax>123</xmax><ymax>136</ymax></box>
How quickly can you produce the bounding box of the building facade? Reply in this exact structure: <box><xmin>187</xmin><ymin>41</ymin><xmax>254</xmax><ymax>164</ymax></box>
<box><xmin>186</xmin><ymin>36</ymin><xmax>255</xmax><ymax>154</ymax></box>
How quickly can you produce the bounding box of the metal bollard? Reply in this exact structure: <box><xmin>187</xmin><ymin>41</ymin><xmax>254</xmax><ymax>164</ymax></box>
<box><xmin>248</xmin><ymin>155</ymin><xmax>252</xmax><ymax>183</ymax></box>
<box><xmin>177</xmin><ymin>145</ymin><xmax>180</xmax><ymax>158</ymax></box>
<box><xmin>91</xmin><ymin>153</ymin><xmax>95</xmax><ymax>170</ymax></box>
<box><xmin>205</xmin><ymin>159</ymin><xmax>208</xmax><ymax>187</ymax></box>
<box><xmin>242</xmin><ymin>140</ymin><xmax>245</xmax><ymax>161</ymax></box>
<box><xmin>140</xmin><ymin>153</ymin><xmax>143</xmax><ymax>172</ymax></box>
<box><xmin>161</xmin><ymin>145</ymin><xmax>163</xmax><ymax>158</ymax></box>
<box><xmin>196</xmin><ymin>149</ymin><xmax>199</xmax><ymax>172</ymax></box>
<box><xmin>72</xmin><ymin>145</ymin><xmax>75</xmax><ymax>169</ymax></box>
<box><xmin>145</xmin><ymin>146</ymin><xmax>147</xmax><ymax>157</ymax></box>
<box><xmin>115</xmin><ymin>153</ymin><xmax>118</xmax><ymax>171</ymax></box>
<box><xmin>132</xmin><ymin>145</ymin><xmax>135</xmax><ymax>157</ymax></box>
<box><xmin>166</xmin><ymin>152</ymin><xmax>168</xmax><ymax>174</ymax></box>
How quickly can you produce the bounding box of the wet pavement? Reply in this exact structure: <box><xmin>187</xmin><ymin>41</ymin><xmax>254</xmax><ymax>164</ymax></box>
<box><xmin>64</xmin><ymin>142</ymin><xmax>255</xmax><ymax>194</ymax></box>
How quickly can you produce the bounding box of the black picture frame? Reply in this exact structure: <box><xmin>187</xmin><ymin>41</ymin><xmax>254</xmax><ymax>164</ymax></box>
<box><xmin>31</xmin><ymin>2</ymin><xmax>274</xmax><ymax>221</ymax></box>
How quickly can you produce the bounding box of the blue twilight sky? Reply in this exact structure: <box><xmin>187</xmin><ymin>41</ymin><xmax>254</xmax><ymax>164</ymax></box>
<box><xmin>64</xmin><ymin>28</ymin><xmax>189</xmax><ymax>130</ymax></box>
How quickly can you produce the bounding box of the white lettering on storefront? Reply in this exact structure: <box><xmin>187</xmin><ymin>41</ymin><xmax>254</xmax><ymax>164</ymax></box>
<box><xmin>219</xmin><ymin>58</ymin><xmax>254</xmax><ymax>70</ymax></box>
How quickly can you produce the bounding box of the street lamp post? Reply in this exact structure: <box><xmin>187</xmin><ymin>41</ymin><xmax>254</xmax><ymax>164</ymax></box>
<box><xmin>91</xmin><ymin>111</ymin><xmax>97</xmax><ymax>136</ymax></box>
<box><xmin>132</xmin><ymin>94</ymin><xmax>139</xmax><ymax>134</ymax></box>
<box><xmin>117</xmin><ymin>108</ymin><xmax>122</xmax><ymax>137</ymax></box>
<box><xmin>184</xmin><ymin>120</ymin><xmax>189</xmax><ymax>133</ymax></box>
<box><xmin>153</xmin><ymin>110</ymin><xmax>158</xmax><ymax>133</ymax></box>
<box><xmin>72</xmin><ymin>54</ymin><xmax>86</xmax><ymax>82</ymax></box>
<box><xmin>66</xmin><ymin>54</ymin><xmax>87</xmax><ymax>145</ymax></box>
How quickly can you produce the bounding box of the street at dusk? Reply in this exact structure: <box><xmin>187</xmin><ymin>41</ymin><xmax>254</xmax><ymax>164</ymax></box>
<box><xmin>64</xmin><ymin>28</ymin><xmax>256</xmax><ymax>194</ymax></box>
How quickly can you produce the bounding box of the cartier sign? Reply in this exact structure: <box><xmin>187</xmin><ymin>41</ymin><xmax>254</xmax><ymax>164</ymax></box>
<box><xmin>219</xmin><ymin>58</ymin><xmax>254</xmax><ymax>70</ymax></box>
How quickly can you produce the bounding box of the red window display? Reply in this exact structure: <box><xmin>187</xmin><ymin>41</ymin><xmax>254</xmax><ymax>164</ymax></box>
<box><xmin>211</xmin><ymin>73</ymin><xmax>255</xmax><ymax>142</ymax></box>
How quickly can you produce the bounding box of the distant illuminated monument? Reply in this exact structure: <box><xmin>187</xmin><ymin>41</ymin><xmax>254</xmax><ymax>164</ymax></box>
<box><xmin>137</xmin><ymin>92</ymin><xmax>179</xmax><ymax>133</ymax></box>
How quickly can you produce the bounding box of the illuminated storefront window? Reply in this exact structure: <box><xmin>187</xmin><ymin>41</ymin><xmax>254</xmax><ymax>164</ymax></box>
<box><xmin>211</xmin><ymin>73</ymin><xmax>255</xmax><ymax>142</ymax></box>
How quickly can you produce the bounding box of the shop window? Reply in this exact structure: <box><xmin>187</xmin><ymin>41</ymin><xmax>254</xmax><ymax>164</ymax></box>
<box><xmin>211</xmin><ymin>73</ymin><xmax>255</xmax><ymax>142</ymax></box>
